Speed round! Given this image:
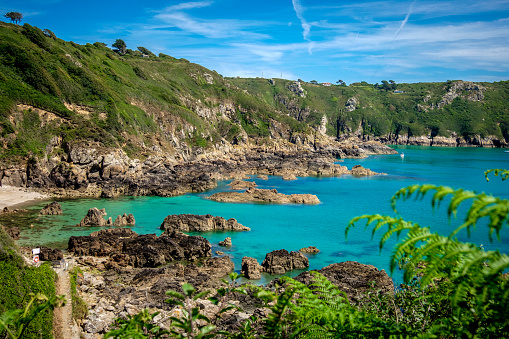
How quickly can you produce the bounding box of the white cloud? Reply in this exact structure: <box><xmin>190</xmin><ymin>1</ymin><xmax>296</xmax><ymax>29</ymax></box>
<box><xmin>292</xmin><ymin>0</ymin><xmax>311</xmax><ymax>41</ymax></box>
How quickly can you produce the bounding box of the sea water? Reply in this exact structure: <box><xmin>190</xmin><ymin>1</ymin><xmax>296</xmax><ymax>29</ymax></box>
<box><xmin>8</xmin><ymin>146</ymin><xmax>509</xmax><ymax>284</ymax></box>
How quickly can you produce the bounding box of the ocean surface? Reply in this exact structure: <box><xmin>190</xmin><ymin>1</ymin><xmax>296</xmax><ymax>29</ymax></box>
<box><xmin>8</xmin><ymin>145</ymin><xmax>509</xmax><ymax>284</ymax></box>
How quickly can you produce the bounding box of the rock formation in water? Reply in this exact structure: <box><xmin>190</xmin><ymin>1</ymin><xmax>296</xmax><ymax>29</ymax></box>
<box><xmin>160</xmin><ymin>214</ymin><xmax>250</xmax><ymax>233</ymax></box>
<box><xmin>292</xmin><ymin>261</ymin><xmax>394</xmax><ymax>303</ymax></box>
<box><xmin>77</xmin><ymin>208</ymin><xmax>134</xmax><ymax>227</ymax></box>
<box><xmin>218</xmin><ymin>237</ymin><xmax>232</xmax><ymax>247</ymax></box>
<box><xmin>68</xmin><ymin>228</ymin><xmax>211</xmax><ymax>267</ymax></box>
<box><xmin>229</xmin><ymin>180</ymin><xmax>257</xmax><ymax>190</ymax></box>
<box><xmin>39</xmin><ymin>201</ymin><xmax>63</xmax><ymax>215</ymax></box>
<box><xmin>241</xmin><ymin>257</ymin><xmax>262</xmax><ymax>280</ymax></box>
<box><xmin>261</xmin><ymin>249</ymin><xmax>309</xmax><ymax>274</ymax></box>
<box><xmin>299</xmin><ymin>246</ymin><xmax>320</xmax><ymax>253</ymax></box>
<box><xmin>209</xmin><ymin>187</ymin><xmax>320</xmax><ymax>204</ymax></box>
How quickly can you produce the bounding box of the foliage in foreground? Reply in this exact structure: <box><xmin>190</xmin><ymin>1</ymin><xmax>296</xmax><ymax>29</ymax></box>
<box><xmin>102</xmin><ymin>169</ymin><xmax>509</xmax><ymax>338</ymax></box>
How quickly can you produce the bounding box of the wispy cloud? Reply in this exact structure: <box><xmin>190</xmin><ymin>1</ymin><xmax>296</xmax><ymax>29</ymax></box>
<box><xmin>393</xmin><ymin>0</ymin><xmax>416</xmax><ymax>40</ymax></box>
<box><xmin>164</xmin><ymin>1</ymin><xmax>213</xmax><ymax>11</ymax></box>
<box><xmin>292</xmin><ymin>0</ymin><xmax>311</xmax><ymax>41</ymax></box>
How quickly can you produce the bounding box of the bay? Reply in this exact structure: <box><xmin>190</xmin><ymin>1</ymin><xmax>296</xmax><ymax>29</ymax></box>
<box><xmin>10</xmin><ymin>145</ymin><xmax>509</xmax><ymax>284</ymax></box>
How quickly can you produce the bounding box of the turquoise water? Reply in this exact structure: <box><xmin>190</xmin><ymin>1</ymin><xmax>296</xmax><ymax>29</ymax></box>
<box><xmin>11</xmin><ymin>146</ymin><xmax>509</xmax><ymax>284</ymax></box>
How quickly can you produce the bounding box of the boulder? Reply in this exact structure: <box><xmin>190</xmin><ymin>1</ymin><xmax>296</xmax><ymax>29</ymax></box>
<box><xmin>241</xmin><ymin>257</ymin><xmax>262</xmax><ymax>280</ymax></box>
<box><xmin>261</xmin><ymin>249</ymin><xmax>309</xmax><ymax>275</ymax></box>
<box><xmin>282</xmin><ymin>174</ymin><xmax>297</xmax><ymax>181</ymax></box>
<box><xmin>299</xmin><ymin>246</ymin><xmax>320</xmax><ymax>254</ymax></box>
<box><xmin>39</xmin><ymin>246</ymin><xmax>64</xmax><ymax>261</ymax></box>
<box><xmin>39</xmin><ymin>201</ymin><xmax>63</xmax><ymax>215</ymax></box>
<box><xmin>257</xmin><ymin>175</ymin><xmax>268</xmax><ymax>180</ymax></box>
<box><xmin>160</xmin><ymin>214</ymin><xmax>250</xmax><ymax>232</ymax></box>
<box><xmin>209</xmin><ymin>188</ymin><xmax>320</xmax><ymax>205</ymax></box>
<box><xmin>3</xmin><ymin>226</ymin><xmax>20</xmax><ymax>240</ymax></box>
<box><xmin>351</xmin><ymin>165</ymin><xmax>378</xmax><ymax>176</ymax></box>
<box><xmin>218</xmin><ymin>237</ymin><xmax>232</xmax><ymax>247</ymax></box>
<box><xmin>77</xmin><ymin>207</ymin><xmax>110</xmax><ymax>227</ymax></box>
<box><xmin>229</xmin><ymin>180</ymin><xmax>257</xmax><ymax>190</ymax></box>
<box><xmin>293</xmin><ymin>261</ymin><xmax>394</xmax><ymax>303</ymax></box>
<box><xmin>113</xmin><ymin>213</ymin><xmax>135</xmax><ymax>226</ymax></box>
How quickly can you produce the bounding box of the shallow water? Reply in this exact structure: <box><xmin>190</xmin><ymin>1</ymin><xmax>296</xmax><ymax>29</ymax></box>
<box><xmin>6</xmin><ymin>145</ymin><xmax>509</xmax><ymax>284</ymax></box>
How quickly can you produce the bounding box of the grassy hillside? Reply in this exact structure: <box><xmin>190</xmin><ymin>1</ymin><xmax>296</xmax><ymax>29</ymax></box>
<box><xmin>0</xmin><ymin>22</ymin><xmax>308</xmax><ymax>161</ymax></box>
<box><xmin>229</xmin><ymin>77</ymin><xmax>509</xmax><ymax>143</ymax></box>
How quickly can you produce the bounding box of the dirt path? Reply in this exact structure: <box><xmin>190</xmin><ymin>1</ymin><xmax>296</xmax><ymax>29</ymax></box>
<box><xmin>53</xmin><ymin>265</ymin><xmax>80</xmax><ymax>339</ymax></box>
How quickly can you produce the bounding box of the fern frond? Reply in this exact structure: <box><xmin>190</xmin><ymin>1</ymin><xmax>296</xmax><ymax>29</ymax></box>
<box><xmin>485</xmin><ymin>169</ymin><xmax>509</xmax><ymax>182</ymax></box>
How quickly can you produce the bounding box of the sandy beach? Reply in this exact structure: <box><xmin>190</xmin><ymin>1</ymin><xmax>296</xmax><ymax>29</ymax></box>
<box><xmin>0</xmin><ymin>186</ymin><xmax>49</xmax><ymax>210</ymax></box>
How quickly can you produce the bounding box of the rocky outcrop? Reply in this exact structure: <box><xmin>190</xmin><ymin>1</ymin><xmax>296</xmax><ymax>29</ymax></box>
<box><xmin>293</xmin><ymin>261</ymin><xmax>394</xmax><ymax>303</ymax></box>
<box><xmin>261</xmin><ymin>249</ymin><xmax>309</xmax><ymax>275</ymax></box>
<box><xmin>241</xmin><ymin>257</ymin><xmax>262</xmax><ymax>280</ymax></box>
<box><xmin>344</xmin><ymin>97</ymin><xmax>358</xmax><ymax>112</ymax></box>
<box><xmin>39</xmin><ymin>201</ymin><xmax>63</xmax><ymax>215</ymax></box>
<box><xmin>160</xmin><ymin>214</ymin><xmax>250</xmax><ymax>233</ymax></box>
<box><xmin>299</xmin><ymin>246</ymin><xmax>320</xmax><ymax>254</ymax></box>
<box><xmin>229</xmin><ymin>180</ymin><xmax>257</xmax><ymax>190</ymax></box>
<box><xmin>209</xmin><ymin>187</ymin><xmax>320</xmax><ymax>205</ymax></box>
<box><xmin>77</xmin><ymin>207</ymin><xmax>110</xmax><ymax>227</ymax></box>
<box><xmin>287</xmin><ymin>81</ymin><xmax>306</xmax><ymax>98</ymax></box>
<box><xmin>113</xmin><ymin>213</ymin><xmax>135</xmax><ymax>226</ymax></box>
<box><xmin>68</xmin><ymin>228</ymin><xmax>211</xmax><ymax>267</ymax></box>
<box><xmin>218</xmin><ymin>237</ymin><xmax>232</xmax><ymax>247</ymax></box>
<box><xmin>282</xmin><ymin>174</ymin><xmax>297</xmax><ymax>180</ymax></box>
<box><xmin>350</xmin><ymin>165</ymin><xmax>379</xmax><ymax>176</ymax></box>
<box><xmin>39</xmin><ymin>246</ymin><xmax>64</xmax><ymax>261</ymax></box>
<box><xmin>77</xmin><ymin>208</ymin><xmax>134</xmax><ymax>227</ymax></box>
<box><xmin>3</xmin><ymin>226</ymin><xmax>20</xmax><ymax>240</ymax></box>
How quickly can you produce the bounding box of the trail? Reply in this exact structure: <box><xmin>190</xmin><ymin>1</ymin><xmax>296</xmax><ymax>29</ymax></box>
<box><xmin>53</xmin><ymin>263</ymin><xmax>80</xmax><ymax>339</ymax></box>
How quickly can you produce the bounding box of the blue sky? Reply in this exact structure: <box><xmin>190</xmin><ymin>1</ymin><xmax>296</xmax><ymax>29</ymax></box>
<box><xmin>2</xmin><ymin>0</ymin><xmax>509</xmax><ymax>84</ymax></box>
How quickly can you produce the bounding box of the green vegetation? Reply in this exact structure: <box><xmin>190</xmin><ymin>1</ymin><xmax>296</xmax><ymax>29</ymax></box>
<box><xmin>0</xmin><ymin>227</ymin><xmax>60</xmax><ymax>338</ymax></box>
<box><xmin>69</xmin><ymin>267</ymin><xmax>88</xmax><ymax>322</ymax></box>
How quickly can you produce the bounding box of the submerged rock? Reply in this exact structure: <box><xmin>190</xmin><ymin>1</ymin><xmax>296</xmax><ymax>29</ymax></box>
<box><xmin>208</xmin><ymin>187</ymin><xmax>320</xmax><ymax>205</ymax></box>
<box><xmin>160</xmin><ymin>214</ymin><xmax>249</xmax><ymax>233</ymax></box>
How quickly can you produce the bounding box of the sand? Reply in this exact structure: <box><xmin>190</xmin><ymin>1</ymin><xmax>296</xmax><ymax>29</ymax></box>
<box><xmin>0</xmin><ymin>186</ymin><xmax>49</xmax><ymax>210</ymax></box>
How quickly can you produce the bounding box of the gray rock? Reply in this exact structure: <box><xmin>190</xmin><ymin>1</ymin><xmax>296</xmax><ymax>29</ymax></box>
<box><xmin>39</xmin><ymin>201</ymin><xmax>63</xmax><ymax>215</ymax></box>
<box><xmin>160</xmin><ymin>214</ymin><xmax>249</xmax><ymax>232</ymax></box>
<box><xmin>241</xmin><ymin>257</ymin><xmax>262</xmax><ymax>280</ymax></box>
<box><xmin>261</xmin><ymin>249</ymin><xmax>309</xmax><ymax>275</ymax></box>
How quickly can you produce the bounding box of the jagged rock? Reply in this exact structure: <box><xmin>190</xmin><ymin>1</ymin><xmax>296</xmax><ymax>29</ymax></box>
<box><xmin>218</xmin><ymin>237</ymin><xmax>232</xmax><ymax>247</ymax></box>
<box><xmin>287</xmin><ymin>81</ymin><xmax>306</xmax><ymax>97</ymax></box>
<box><xmin>113</xmin><ymin>213</ymin><xmax>135</xmax><ymax>226</ymax></box>
<box><xmin>299</xmin><ymin>246</ymin><xmax>320</xmax><ymax>254</ymax></box>
<box><xmin>39</xmin><ymin>201</ymin><xmax>63</xmax><ymax>215</ymax></box>
<box><xmin>77</xmin><ymin>207</ymin><xmax>110</xmax><ymax>227</ymax></box>
<box><xmin>160</xmin><ymin>214</ymin><xmax>250</xmax><ymax>233</ymax></box>
<box><xmin>293</xmin><ymin>261</ymin><xmax>394</xmax><ymax>303</ymax></box>
<box><xmin>241</xmin><ymin>257</ymin><xmax>262</xmax><ymax>280</ymax></box>
<box><xmin>209</xmin><ymin>187</ymin><xmax>320</xmax><ymax>204</ymax></box>
<box><xmin>229</xmin><ymin>180</ymin><xmax>257</xmax><ymax>190</ymax></box>
<box><xmin>68</xmin><ymin>228</ymin><xmax>211</xmax><ymax>267</ymax></box>
<box><xmin>39</xmin><ymin>246</ymin><xmax>64</xmax><ymax>261</ymax></box>
<box><xmin>344</xmin><ymin>97</ymin><xmax>358</xmax><ymax>112</ymax></box>
<box><xmin>261</xmin><ymin>249</ymin><xmax>309</xmax><ymax>275</ymax></box>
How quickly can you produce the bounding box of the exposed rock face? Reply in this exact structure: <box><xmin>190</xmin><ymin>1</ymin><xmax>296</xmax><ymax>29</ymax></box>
<box><xmin>241</xmin><ymin>257</ymin><xmax>262</xmax><ymax>280</ymax></box>
<box><xmin>344</xmin><ymin>97</ymin><xmax>358</xmax><ymax>112</ymax></box>
<box><xmin>39</xmin><ymin>246</ymin><xmax>64</xmax><ymax>261</ymax></box>
<box><xmin>287</xmin><ymin>81</ymin><xmax>306</xmax><ymax>98</ymax></box>
<box><xmin>68</xmin><ymin>228</ymin><xmax>211</xmax><ymax>267</ymax></box>
<box><xmin>39</xmin><ymin>201</ymin><xmax>63</xmax><ymax>215</ymax></box>
<box><xmin>293</xmin><ymin>261</ymin><xmax>394</xmax><ymax>303</ymax></box>
<box><xmin>160</xmin><ymin>214</ymin><xmax>250</xmax><ymax>233</ymax></box>
<box><xmin>218</xmin><ymin>237</ymin><xmax>232</xmax><ymax>247</ymax></box>
<box><xmin>229</xmin><ymin>180</ymin><xmax>257</xmax><ymax>190</ymax></box>
<box><xmin>299</xmin><ymin>246</ymin><xmax>320</xmax><ymax>254</ymax></box>
<box><xmin>261</xmin><ymin>249</ymin><xmax>309</xmax><ymax>275</ymax></box>
<box><xmin>209</xmin><ymin>187</ymin><xmax>320</xmax><ymax>205</ymax></box>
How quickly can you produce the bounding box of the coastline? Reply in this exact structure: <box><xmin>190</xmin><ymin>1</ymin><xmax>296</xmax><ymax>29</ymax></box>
<box><xmin>0</xmin><ymin>185</ymin><xmax>49</xmax><ymax>210</ymax></box>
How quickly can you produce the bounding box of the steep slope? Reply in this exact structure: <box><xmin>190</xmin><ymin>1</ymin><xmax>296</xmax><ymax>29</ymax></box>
<box><xmin>229</xmin><ymin>78</ymin><xmax>509</xmax><ymax>147</ymax></box>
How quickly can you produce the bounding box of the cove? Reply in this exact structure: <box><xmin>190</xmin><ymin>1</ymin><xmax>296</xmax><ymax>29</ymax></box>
<box><xmin>8</xmin><ymin>145</ymin><xmax>509</xmax><ymax>284</ymax></box>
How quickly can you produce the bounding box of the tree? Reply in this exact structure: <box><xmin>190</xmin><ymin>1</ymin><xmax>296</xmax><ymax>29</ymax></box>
<box><xmin>336</xmin><ymin>79</ymin><xmax>345</xmax><ymax>86</ymax></box>
<box><xmin>137</xmin><ymin>46</ymin><xmax>154</xmax><ymax>57</ymax></box>
<box><xmin>112</xmin><ymin>39</ymin><xmax>126</xmax><ymax>55</ymax></box>
<box><xmin>4</xmin><ymin>12</ymin><xmax>23</xmax><ymax>24</ymax></box>
<box><xmin>310</xmin><ymin>80</ymin><xmax>318</xmax><ymax>85</ymax></box>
